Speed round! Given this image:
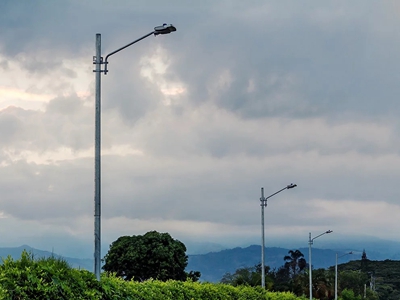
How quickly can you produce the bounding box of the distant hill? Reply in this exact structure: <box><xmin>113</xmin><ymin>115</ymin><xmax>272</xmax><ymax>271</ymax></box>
<box><xmin>0</xmin><ymin>245</ymin><xmax>92</xmax><ymax>271</ymax></box>
<box><xmin>336</xmin><ymin>259</ymin><xmax>400</xmax><ymax>300</ymax></box>
<box><xmin>187</xmin><ymin>245</ymin><xmax>354</xmax><ymax>282</ymax></box>
<box><xmin>1</xmin><ymin>243</ymin><xmax>395</xmax><ymax>285</ymax></box>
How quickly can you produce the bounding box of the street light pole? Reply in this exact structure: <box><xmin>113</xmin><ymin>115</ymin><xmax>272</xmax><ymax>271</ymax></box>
<box><xmin>260</xmin><ymin>183</ymin><xmax>297</xmax><ymax>288</ymax></box>
<box><xmin>335</xmin><ymin>251</ymin><xmax>353</xmax><ymax>300</ymax></box>
<box><xmin>94</xmin><ymin>33</ymin><xmax>102</xmax><ymax>281</ymax></box>
<box><xmin>308</xmin><ymin>230</ymin><xmax>333</xmax><ymax>300</ymax></box>
<box><xmin>92</xmin><ymin>24</ymin><xmax>176</xmax><ymax>281</ymax></box>
<box><xmin>260</xmin><ymin>188</ymin><xmax>266</xmax><ymax>289</ymax></box>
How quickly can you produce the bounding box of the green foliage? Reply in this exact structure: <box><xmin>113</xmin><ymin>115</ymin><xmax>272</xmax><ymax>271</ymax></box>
<box><xmin>338</xmin><ymin>258</ymin><xmax>400</xmax><ymax>299</ymax></box>
<box><xmin>271</xmin><ymin>265</ymin><xmax>291</xmax><ymax>292</ymax></box>
<box><xmin>221</xmin><ymin>266</ymin><xmax>259</xmax><ymax>288</ymax></box>
<box><xmin>0</xmin><ymin>250</ymin><xmax>101</xmax><ymax>299</ymax></box>
<box><xmin>283</xmin><ymin>250</ymin><xmax>307</xmax><ymax>278</ymax></box>
<box><xmin>339</xmin><ymin>289</ymin><xmax>362</xmax><ymax>300</ymax></box>
<box><xmin>220</xmin><ymin>264</ymin><xmax>278</xmax><ymax>290</ymax></box>
<box><xmin>187</xmin><ymin>270</ymin><xmax>201</xmax><ymax>282</ymax></box>
<box><xmin>273</xmin><ymin>249</ymin><xmax>307</xmax><ymax>295</ymax></box>
<box><xmin>100</xmin><ymin>275</ymin><xmax>307</xmax><ymax>300</ymax></box>
<box><xmin>311</xmin><ymin>268</ymin><xmax>334</xmax><ymax>299</ymax></box>
<box><xmin>338</xmin><ymin>270</ymin><xmax>367</xmax><ymax>297</ymax></box>
<box><xmin>0</xmin><ymin>252</ymin><xmax>308</xmax><ymax>299</ymax></box>
<box><xmin>220</xmin><ymin>249</ymin><xmax>308</xmax><ymax>296</ymax></box>
<box><xmin>103</xmin><ymin>231</ymin><xmax>192</xmax><ymax>282</ymax></box>
<box><xmin>2</xmin><ymin>249</ymin><xmax>388</xmax><ymax>300</ymax></box>
<box><xmin>364</xmin><ymin>288</ymin><xmax>379</xmax><ymax>300</ymax></box>
<box><xmin>219</xmin><ymin>249</ymin><xmax>400</xmax><ymax>299</ymax></box>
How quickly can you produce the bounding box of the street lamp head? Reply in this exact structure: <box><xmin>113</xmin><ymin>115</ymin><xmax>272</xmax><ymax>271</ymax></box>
<box><xmin>326</xmin><ymin>230</ymin><xmax>333</xmax><ymax>234</ymax></box>
<box><xmin>287</xmin><ymin>183</ymin><xmax>297</xmax><ymax>189</ymax></box>
<box><xmin>154</xmin><ymin>23</ymin><xmax>177</xmax><ymax>35</ymax></box>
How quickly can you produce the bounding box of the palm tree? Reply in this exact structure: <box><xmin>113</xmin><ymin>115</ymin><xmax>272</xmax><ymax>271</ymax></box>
<box><xmin>284</xmin><ymin>249</ymin><xmax>307</xmax><ymax>278</ymax></box>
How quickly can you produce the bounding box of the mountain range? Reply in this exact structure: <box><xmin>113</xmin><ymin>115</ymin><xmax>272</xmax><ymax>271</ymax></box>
<box><xmin>1</xmin><ymin>236</ymin><xmax>400</xmax><ymax>283</ymax></box>
<box><xmin>0</xmin><ymin>245</ymin><xmax>93</xmax><ymax>271</ymax></box>
<box><xmin>187</xmin><ymin>245</ymin><xmax>357</xmax><ymax>282</ymax></box>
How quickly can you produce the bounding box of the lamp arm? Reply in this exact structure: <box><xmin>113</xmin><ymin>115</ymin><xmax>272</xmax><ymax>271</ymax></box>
<box><xmin>104</xmin><ymin>31</ymin><xmax>155</xmax><ymax>74</ymax></box>
<box><xmin>265</xmin><ymin>186</ymin><xmax>288</xmax><ymax>200</ymax></box>
<box><xmin>312</xmin><ymin>230</ymin><xmax>332</xmax><ymax>242</ymax></box>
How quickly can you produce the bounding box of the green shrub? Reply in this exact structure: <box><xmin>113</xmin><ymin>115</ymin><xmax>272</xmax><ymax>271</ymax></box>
<box><xmin>340</xmin><ymin>289</ymin><xmax>362</xmax><ymax>300</ymax></box>
<box><xmin>0</xmin><ymin>250</ymin><xmax>101</xmax><ymax>299</ymax></box>
<box><xmin>0</xmin><ymin>252</ymin><xmax>308</xmax><ymax>300</ymax></box>
<box><xmin>100</xmin><ymin>276</ymin><xmax>307</xmax><ymax>300</ymax></box>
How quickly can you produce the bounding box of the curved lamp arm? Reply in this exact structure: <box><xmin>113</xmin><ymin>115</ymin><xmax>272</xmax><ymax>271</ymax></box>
<box><xmin>104</xmin><ymin>24</ymin><xmax>176</xmax><ymax>74</ymax></box>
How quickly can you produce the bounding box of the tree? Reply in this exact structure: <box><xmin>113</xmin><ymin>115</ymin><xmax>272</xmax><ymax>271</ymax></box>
<box><xmin>221</xmin><ymin>267</ymin><xmax>259</xmax><ymax>286</ymax></box>
<box><xmin>339</xmin><ymin>270</ymin><xmax>367</xmax><ymax>297</ymax></box>
<box><xmin>283</xmin><ymin>249</ymin><xmax>307</xmax><ymax>278</ymax></box>
<box><xmin>102</xmin><ymin>231</ymin><xmax>194</xmax><ymax>281</ymax></box>
<box><xmin>271</xmin><ymin>265</ymin><xmax>291</xmax><ymax>292</ymax></box>
<box><xmin>312</xmin><ymin>268</ymin><xmax>334</xmax><ymax>299</ymax></box>
<box><xmin>361</xmin><ymin>249</ymin><xmax>369</xmax><ymax>272</ymax></box>
<box><xmin>187</xmin><ymin>270</ymin><xmax>201</xmax><ymax>282</ymax></box>
<box><xmin>361</xmin><ymin>249</ymin><xmax>367</xmax><ymax>260</ymax></box>
<box><xmin>221</xmin><ymin>264</ymin><xmax>273</xmax><ymax>289</ymax></box>
<box><xmin>279</xmin><ymin>249</ymin><xmax>307</xmax><ymax>295</ymax></box>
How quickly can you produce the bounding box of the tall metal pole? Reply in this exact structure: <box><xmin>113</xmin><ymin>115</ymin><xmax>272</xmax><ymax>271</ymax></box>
<box><xmin>91</xmin><ymin>25</ymin><xmax>176</xmax><ymax>281</ymax></box>
<box><xmin>94</xmin><ymin>33</ymin><xmax>102</xmax><ymax>281</ymax></box>
<box><xmin>308</xmin><ymin>230</ymin><xmax>333</xmax><ymax>300</ymax></box>
<box><xmin>309</xmin><ymin>232</ymin><xmax>312</xmax><ymax>300</ymax></box>
<box><xmin>335</xmin><ymin>252</ymin><xmax>352</xmax><ymax>300</ymax></box>
<box><xmin>259</xmin><ymin>183</ymin><xmax>297</xmax><ymax>289</ymax></box>
<box><xmin>335</xmin><ymin>252</ymin><xmax>338</xmax><ymax>300</ymax></box>
<box><xmin>260</xmin><ymin>188</ymin><xmax>266</xmax><ymax>288</ymax></box>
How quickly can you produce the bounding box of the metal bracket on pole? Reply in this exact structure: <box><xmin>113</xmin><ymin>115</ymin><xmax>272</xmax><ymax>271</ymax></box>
<box><xmin>93</xmin><ymin>56</ymin><xmax>105</xmax><ymax>73</ymax></box>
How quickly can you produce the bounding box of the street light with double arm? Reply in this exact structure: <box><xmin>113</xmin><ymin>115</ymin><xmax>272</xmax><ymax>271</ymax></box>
<box><xmin>93</xmin><ymin>24</ymin><xmax>176</xmax><ymax>280</ymax></box>
<box><xmin>308</xmin><ymin>230</ymin><xmax>333</xmax><ymax>300</ymax></box>
<box><xmin>260</xmin><ymin>183</ymin><xmax>297</xmax><ymax>288</ymax></box>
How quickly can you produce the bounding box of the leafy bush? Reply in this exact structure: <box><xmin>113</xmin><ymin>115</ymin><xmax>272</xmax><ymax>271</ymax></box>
<box><xmin>0</xmin><ymin>251</ymin><xmax>308</xmax><ymax>299</ymax></box>
<box><xmin>0</xmin><ymin>250</ymin><xmax>101</xmax><ymax>299</ymax></box>
<box><xmin>339</xmin><ymin>289</ymin><xmax>362</xmax><ymax>300</ymax></box>
<box><xmin>101</xmin><ymin>275</ymin><xmax>308</xmax><ymax>300</ymax></box>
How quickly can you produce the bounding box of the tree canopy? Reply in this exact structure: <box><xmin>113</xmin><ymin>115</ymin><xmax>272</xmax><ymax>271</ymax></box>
<box><xmin>283</xmin><ymin>249</ymin><xmax>307</xmax><ymax>278</ymax></box>
<box><xmin>219</xmin><ymin>248</ymin><xmax>382</xmax><ymax>299</ymax></box>
<box><xmin>102</xmin><ymin>231</ymin><xmax>193</xmax><ymax>282</ymax></box>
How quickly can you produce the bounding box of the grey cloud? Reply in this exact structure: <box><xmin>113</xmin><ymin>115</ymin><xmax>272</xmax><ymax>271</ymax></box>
<box><xmin>46</xmin><ymin>94</ymin><xmax>82</xmax><ymax>115</ymax></box>
<box><xmin>0</xmin><ymin>158</ymin><xmax>92</xmax><ymax>221</ymax></box>
<box><xmin>102</xmin><ymin>62</ymin><xmax>164</xmax><ymax>125</ymax></box>
<box><xmin>96</xmin><ymin>149</ymin><xmax>399</xmax><ymax>225</ymax></box>
<box><xmin>0</xmin><ymin>95</ymin><xmax>92</xmax><ymax>152</ymax></box>
<box><xmin>165</xmin><ymin>1</ymin><xmax>400</xmax><ymax>120</ymax></box>
<box><xmin>0</xmin><ymin>110</ymin><xmax>23</xmax><ymax>145</ymax></box>
<box><xmin>1</xmin><ymin>148</ymin><xmax>395</xmax><ymax>231</ymax></box>
<box><xmin>16</xmin><ymin>54</ymin><xmax>63</xmax><ymax>75</ymax></box>
<box><xmin>9</xmin><ymin>0</ymin><xmax>397</xmax><ymax>121</ymax></box>
<box><xmin>1</xmin><ymin>0</ymin><xmax>400</xmax><ymax>255</ymax></box>
<box><xmin>0</xmin><ymin>60</ymin><xmax>9</xmax><ymax>70</ymax></box>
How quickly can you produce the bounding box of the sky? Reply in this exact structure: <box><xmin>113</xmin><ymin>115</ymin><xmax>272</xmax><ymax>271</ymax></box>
<box><xmin>1</xmin><ymin>0</ymin><xmax>400</xmax><ymax>259</ymax></box>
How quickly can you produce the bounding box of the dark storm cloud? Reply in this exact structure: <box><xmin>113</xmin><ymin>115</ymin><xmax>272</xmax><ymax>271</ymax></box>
<box><xmin>166</xmin><ymin>1</ymin><xmax>400</xmax><ymax>120</ymax></box>
<box><xmin>3</xmin><ymin>1</ymin><xmax>397</xmax><ymax>122</ymax></box>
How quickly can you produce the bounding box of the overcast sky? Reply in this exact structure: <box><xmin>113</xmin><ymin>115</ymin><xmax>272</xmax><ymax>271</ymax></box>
<box><xmin>1</xmin><ymin>0</ymin><xmax>400</xmax><ymax>259</ymax></box>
